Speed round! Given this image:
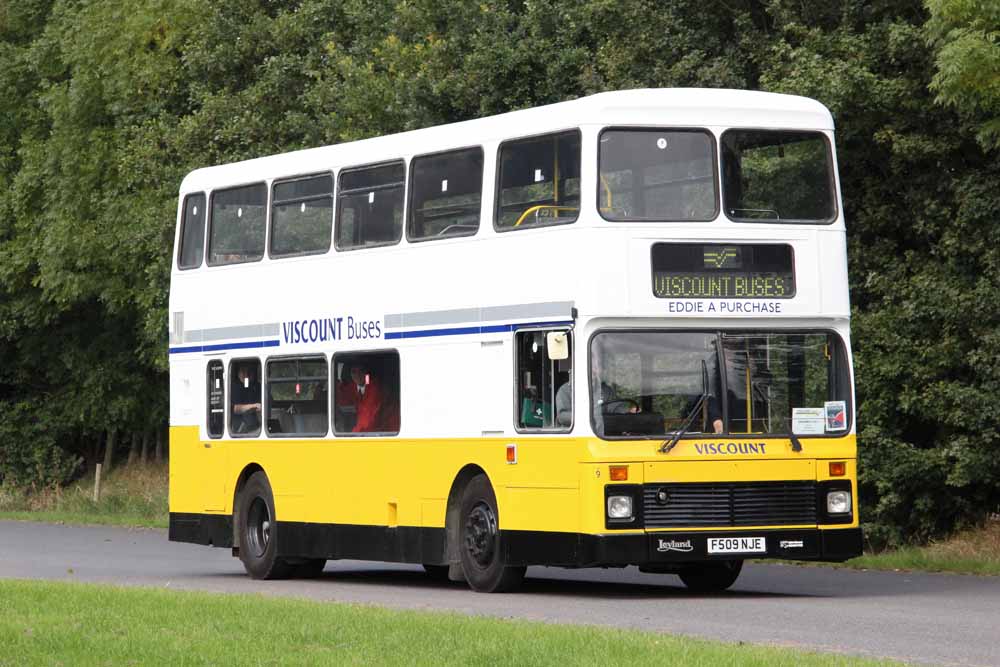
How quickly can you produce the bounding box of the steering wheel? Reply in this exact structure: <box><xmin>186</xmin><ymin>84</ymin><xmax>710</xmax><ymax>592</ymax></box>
<box><xmin>603</xmin><ymin>398</ymin><xmax>639</xmax><ymax>415</ymax></box>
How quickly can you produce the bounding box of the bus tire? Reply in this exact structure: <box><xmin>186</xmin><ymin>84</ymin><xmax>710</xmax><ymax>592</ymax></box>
<box><xmin>678</xmin><ymin>560</ymin><xmax>743</xmax><ymax>592</ymax></box>
<box><xmin>458</xmin><ymin>474</ymin><xmax>525</xmax><ymax>593</ymax></box>
<box><xmin>236</xmin><ymin>471</ymin><xmax>293</xmax><ymax>580</ymax></box>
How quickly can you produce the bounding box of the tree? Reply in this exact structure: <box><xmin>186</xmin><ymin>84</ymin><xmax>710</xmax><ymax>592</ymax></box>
<box><xmin>926</xmin><ymin>0</ymin><xmax>1000</xmax><ymax>150</ymax></box>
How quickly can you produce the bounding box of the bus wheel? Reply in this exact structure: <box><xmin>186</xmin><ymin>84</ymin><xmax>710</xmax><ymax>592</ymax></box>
<box><xmin>678</xmin><ymin>560</ymin><xmax>743</xmax><ymax>592</ymax></box>
<box><xmin>458</xmin><ymin>475</ymin><xmax>525</xmax><ymax>593</ymax></box>
<box><xmin>237</xmin><ymin>472</ymin><xmax>292</xmax><ymax>580</ymax></box>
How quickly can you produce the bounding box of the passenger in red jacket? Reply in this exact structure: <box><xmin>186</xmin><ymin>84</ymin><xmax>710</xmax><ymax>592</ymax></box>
<box><xmin>350</xmin><ymin>363</ymin><xmax>386</xmax><ymax>433</ymax></box>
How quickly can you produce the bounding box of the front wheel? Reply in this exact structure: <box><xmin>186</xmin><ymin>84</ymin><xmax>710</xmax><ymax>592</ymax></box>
<box><xmin>678</xmin><ymin>560</ymin><xmax>743</xmax><ymax>592</ymax></box>
<box><xmin>236</xmin><ymin>472</ymin><xmax>293</xmax><ymax>580</ymax></box>
<box><xmin>458</xmin><ymin>475</ymin><xmax>525</xmax><ymax>593</ymax></box>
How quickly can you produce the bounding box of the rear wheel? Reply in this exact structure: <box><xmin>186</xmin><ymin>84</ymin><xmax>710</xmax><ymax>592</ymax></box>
<box><xmin>678</xmin><ymin>560</ymin><xmax>743</xmax><ymax>592</ymax></box>
<box><xmin>458</xmin><ymin>475</ymin><xmax>525</xmax><ymax>593</ymax></box>
<box><xmin>236</xmin><ymin>472</ymin><xmax>293</xmax><ymax>579</ymax></box>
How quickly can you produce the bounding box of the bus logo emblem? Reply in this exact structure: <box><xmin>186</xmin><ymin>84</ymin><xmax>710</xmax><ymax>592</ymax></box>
<box><xmin>657</xmin><ymin>539</ymin><xmax>694</xmax><ymax>553</ymax></box>
<box><xmin>703</xmin><ymin>246</ymin><xmax>742</xmax><ymax>269</ymax></box>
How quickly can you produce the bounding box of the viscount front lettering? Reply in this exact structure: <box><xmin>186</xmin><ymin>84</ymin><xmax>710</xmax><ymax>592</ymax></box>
<box><xmin>693</xmin><ymin>442</ymin><xmax>768</xmax><ymax>455</ymax></box>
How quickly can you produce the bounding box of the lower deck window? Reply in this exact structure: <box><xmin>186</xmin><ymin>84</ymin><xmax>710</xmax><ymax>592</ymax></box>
<box><xmin>230</xmin><ymin>358</ymin><xmax>262</xmax><ymax>437</ymax></box>
<box><xmin>333</xmin><ymin>351</ymin><xmax>400</xmax><ymax>435</ymax></box>
<box><xmin>516</xmin><ymin>329</ymin><xmax>572</xmax><ymax>430</ymax></box>
<box><xmin>266</xmin><ymin>357</ymin><xmax>329</xmax><ymax>436</ymax></box>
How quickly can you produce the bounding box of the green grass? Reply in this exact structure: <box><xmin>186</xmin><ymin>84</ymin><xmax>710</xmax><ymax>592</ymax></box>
<box><xmin>843</xmin><ymin>549</ymin><xmax>1000</xmax><ymax>576</ymax></box>
<box><xmin>836</xmin><ymin>522</ymin><xmax>1000</xmax><ymax>576</ymax></box>
<box><xmin>0</xmin><ymin>463</ymin><xmax>167</xmax><ymax>529</ymax></box>
<box><xmin>0</xmin><ymin>580</ymin><xmax>897</xmax><ymax>667</ymax></box>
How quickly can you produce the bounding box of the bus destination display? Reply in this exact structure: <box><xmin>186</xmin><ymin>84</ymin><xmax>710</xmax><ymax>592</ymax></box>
<box><xmin>651</xmin><ymin>243</ymin><xmax>795</xmax><ymax>299</ymax></box>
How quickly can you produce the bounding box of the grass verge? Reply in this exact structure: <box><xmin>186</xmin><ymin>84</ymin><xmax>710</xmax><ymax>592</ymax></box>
<box><xmin>0</xmin><ymin>463</ymin><xmax>167</xmax><ymax>529</ymax></box>
<box><xmin>834</xmin><ymin>522</ymin><xmax>1000</xmax><ymax>576</ymax></box>
<box><xmin>0</xmin><ymin>579</ymin><xmax>897</xmax><ymax>667</ymax></box>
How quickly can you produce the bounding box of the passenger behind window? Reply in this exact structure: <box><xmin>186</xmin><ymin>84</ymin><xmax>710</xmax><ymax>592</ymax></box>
<box><xmin>555</xmin><ymin>371</ymin><xmax>572</xmax><ymax>427</ymax></box>
<box><xmin>231</xmin><ymin>363</ymin><xmax>262</xmax><ymax>434</ymax></box>
<box><xmin>334</xmin><ymin>364</ymin><xmax>358</xmax><ymax>432</ymax></box>
<box><xmin>349</xmin><ymin>362</ymin><xmax>386</xmax><ymax>433</ymax></box>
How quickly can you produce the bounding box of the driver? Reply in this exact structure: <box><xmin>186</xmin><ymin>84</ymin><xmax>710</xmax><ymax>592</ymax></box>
<box><xmin>591</xmin><ymin>356</ymin><xmax>638</xmax><ymax>437</ymax></box>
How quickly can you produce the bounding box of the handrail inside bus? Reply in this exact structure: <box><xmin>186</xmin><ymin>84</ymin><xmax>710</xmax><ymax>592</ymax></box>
<box><xmin>599</xmin><ymin>174</ymin><xmax>613</xmax><ymax>209</ymax></box>
<box><xmin>513</xmin><ymin>205</ymin><xmax>579</xmax><ymax>227</ymax></box>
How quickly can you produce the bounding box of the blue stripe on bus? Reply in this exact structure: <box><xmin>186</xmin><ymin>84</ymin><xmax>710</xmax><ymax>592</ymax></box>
<box><xmin>168</xmin><ymin>320</ymin><xmax>574</xmax><ymax>352</ymax></box>
<box><xmin>385</xmin><ymin>320</ymin><xmax>574</xmax><ymax>340</ymax></box>
<box><xmin>169</xmin><ymin>340</ymin><xmax>281</xmax><ymax>354</ymax></box>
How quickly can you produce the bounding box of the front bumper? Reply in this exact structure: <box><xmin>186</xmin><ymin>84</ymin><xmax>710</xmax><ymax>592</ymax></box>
<box><xmin>504</xmin><ymin>526</ymin><xmax>862</xmax><ymax>567</ymax></box>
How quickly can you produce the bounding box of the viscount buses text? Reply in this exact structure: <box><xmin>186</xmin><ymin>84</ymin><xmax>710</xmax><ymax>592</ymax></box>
<box><xmin>653</xmin><ymin>273</ymin><xmax>792</xmax><ymax>299</ymax></box>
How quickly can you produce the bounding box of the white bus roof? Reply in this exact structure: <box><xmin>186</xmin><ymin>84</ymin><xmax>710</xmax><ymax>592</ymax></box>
<box><xmin>179</xmin><ymin>88</ymin><xmax>834</xmax><ymax>192</ymax></box>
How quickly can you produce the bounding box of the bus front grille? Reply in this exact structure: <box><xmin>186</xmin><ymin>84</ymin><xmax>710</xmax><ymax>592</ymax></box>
<box><xmin>642</xmin><ymin>481</ymin><xmax>817</xmax><ymax>529</ymax></box>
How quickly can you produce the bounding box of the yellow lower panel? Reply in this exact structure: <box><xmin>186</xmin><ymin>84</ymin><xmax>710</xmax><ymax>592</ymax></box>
<box><xmin>169</xmin><ymin>427</ymin><xmax>858</xmax><ymax>533</ymax></box>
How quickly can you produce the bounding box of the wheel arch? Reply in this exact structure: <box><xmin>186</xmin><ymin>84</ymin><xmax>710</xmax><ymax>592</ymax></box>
<box><xmin>444</xmin><ymin>464</ymin><xmax>491</xmax><ymax>564</ymax></box>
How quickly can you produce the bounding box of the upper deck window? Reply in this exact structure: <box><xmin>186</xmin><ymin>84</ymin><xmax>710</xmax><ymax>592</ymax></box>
<box><xmin>270</xmin><ymin>174</ymin><xmax>334</xmax><ymax>258</ymax></box>
<box><xmin>721</xmin><ymin>130</ymin><xmax>836</xmax><ymax>223</ymax></box>
<box><xmin>408</xmin><ymin>147</ymin><xmax>483</xmax><ymax>241</ymax></box>
<box><xmin>336</xmin><ymin>162</ymin><xmax>405</xmax><ymax>250</ymax></box>
<box><xmin>208</xmin><ymin>183</ymin><xmax>267</xmax><ymax>265</ymax></box>
<box><xmin>496</xmin><ymin>130</ymin><xmax>580</xmax><ymax>230</ymax></box>
<box><xmin>178</xmin><ymin>193</ymin><xmax>206</xmax><ymax>269</ymax></box>
<box><xmin>598</xmin><ymin>129</ymin><xmax>717</xmax><ymax>222</ymax></box>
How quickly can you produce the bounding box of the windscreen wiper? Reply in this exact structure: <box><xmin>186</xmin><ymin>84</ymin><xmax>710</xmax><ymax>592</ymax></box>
<box><xmin>660</xmin><ymin>392</ymin><xmax>707</xmax><ymax>454</ymax></box>
<box><xmin>661</xmin><ymin>360</ymin><xmax>710</xmax><ymax>454</ymax></box>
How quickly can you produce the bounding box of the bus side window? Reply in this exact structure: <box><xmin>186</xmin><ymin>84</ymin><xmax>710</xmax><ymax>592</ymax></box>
<box><xmin>332</xmin><ymin>351</ymin><xmax>400</xmax><ymax>435</ymax></box>
<box><xmin>208</xmin><ymin>183</ymin><xmax>267</xmax><ymax>265</ymax></box>
<box><xmin>206</xmin><ymin>360</ymin><xmax>224</xmax><ymax>438</ymax></box>
<box><xmin>336</xmin><ymin>162</ymin><xmax>405</xmax><ymax>250</ymax></box>
<box><xmin>408</xmin><ymin>147</ymin><xmax>483</xmax><ymax>241</ymax></box>
<box><xmin>496</xmin><ymin>130</ymin><xmax>581</xmax><ymax>230</ymax></box>
<box><xmin>515</xmin><ymin>330</ymin><xmax>572</xmax><ymax>431</ymax></box>
<box><xmin>270</xmin><ymin>174</ymin><xmax>334</xmax><ymax>258</ymax></box>
<box><xmin>265</xmin><ymin>356</ymin><xmax>329</xmax><ymax>437</ymax></box>
<box><xmin>178</xmin><ymin>193</ymin><xmax>206</xmax><ymax>269</ymax></box>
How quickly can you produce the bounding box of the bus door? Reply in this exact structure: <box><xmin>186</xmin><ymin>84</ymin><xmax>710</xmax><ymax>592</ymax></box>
<box><xmin>201</xmin><ymin>359</ymin><xmax>229</xmax><ymax>511</ymax></box>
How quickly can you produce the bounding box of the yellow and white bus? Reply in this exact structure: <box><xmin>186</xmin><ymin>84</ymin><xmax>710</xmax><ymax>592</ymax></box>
<box><xmin>168</xmin><ymin>88</ymin><xmax>860</xmax><ymax>592</ymax></box>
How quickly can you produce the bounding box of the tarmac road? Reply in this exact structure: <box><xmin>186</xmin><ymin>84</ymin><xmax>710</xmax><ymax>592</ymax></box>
<box><xmin>1</xmin><ymin>520</ymin><xmax>998</xmax><ymax>666</ymax></box>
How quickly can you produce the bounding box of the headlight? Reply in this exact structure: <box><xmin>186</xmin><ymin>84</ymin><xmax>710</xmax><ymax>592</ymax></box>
<box><xmin>827</xmin><ymin>490</ymin><xmax>851</xmax><ymax>514</ymax></box>
<box><xmin>607</xmin><ymin>495</ymin><xmax>634</xmax><ymax>520</ymax></box>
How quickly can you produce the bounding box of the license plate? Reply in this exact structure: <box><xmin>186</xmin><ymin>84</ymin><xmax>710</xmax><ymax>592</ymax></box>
<box><xmin>707</xmin><ymin>536</ymin><xmax>766</xmax><ymax>554</ymax></box>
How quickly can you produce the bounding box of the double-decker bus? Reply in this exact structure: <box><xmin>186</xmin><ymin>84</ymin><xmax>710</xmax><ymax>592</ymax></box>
<box><xmin>168</xmin><ymin>88</ymin><xmax>860</xmax><ymax>592</ymax></box>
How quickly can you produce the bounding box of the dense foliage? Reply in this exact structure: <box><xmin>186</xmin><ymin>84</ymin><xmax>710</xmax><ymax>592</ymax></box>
<box><xmin>1</xmin><ymin>0</ymin><xmax>997</xmax><ymax>545</ymax></box>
